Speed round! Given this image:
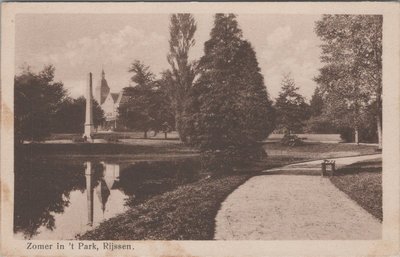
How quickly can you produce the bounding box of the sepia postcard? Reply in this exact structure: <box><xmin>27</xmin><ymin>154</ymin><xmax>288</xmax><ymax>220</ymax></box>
<box><xmin>1</xmin><ymin>2</ymin><xmax>399</xmax><ymax>257</ymax></box>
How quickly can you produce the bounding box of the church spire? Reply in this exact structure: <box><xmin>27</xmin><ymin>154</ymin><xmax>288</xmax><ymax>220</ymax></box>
<box><xmin>95</xmin><ymin>67</ymin><xmax>110</xmax><ymax>105</ymax></box>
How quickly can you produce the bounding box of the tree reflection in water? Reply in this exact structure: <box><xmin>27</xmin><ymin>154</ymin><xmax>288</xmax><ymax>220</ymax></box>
<box><xmin>14</xmin><ymin>157</ymin><xmax>201</xmax><ymax>239</ymax></box>
<box><xmin>118</xmin><ymin>159</ymin><xmax>201</xmax><ymax>206</ymax></box>
<box><xmin>14</xmin><ymin>160</ymin><xmax>103</xmax><ymax>239</ymax></box>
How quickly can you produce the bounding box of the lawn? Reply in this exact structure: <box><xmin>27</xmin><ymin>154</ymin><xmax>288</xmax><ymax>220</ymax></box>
<box><xmin>264</xmin><ymin>142</ymin><xmax>378</xmax><ymax>160</ymax></box>
<box><xmin>330</xmin><ymin>158</ymin><xmax>382</xmax><ymax>221</ymax></box>
<box><xmin>267</xmin><ymin>133</ymin><xmax>342</xmax><ymax>143</ymax></box>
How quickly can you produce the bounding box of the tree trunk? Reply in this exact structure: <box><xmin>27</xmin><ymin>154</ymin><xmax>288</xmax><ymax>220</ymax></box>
<box><xmin>175</xmin><ymin>100</ymin><xmax>188</xmax><ymax>143</ymax></box>
<box><xmin>377</xmin><ymin>113</ymin><xmax>382</xmax><ymax>150</ymax></box>
<box><xmin>354</xmin><ymin>127</ymin><xmax>359</xmax><ymax>145</ymax></box>
<box><xmin>175</xmin><ymin>109</ymin><xmax>180</xmax><ymax>134</ymax></box>
<box><xmin>176</xmin><ymin>114</ymin><xmax>187</xmax><ymax>143</ymax></box>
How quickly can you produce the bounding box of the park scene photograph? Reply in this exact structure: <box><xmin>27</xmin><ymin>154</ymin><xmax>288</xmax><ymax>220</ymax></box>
<box><xmin>14</xmin><ymin>13</ymin><xmax>383</xmax><ymax>240</ymax></box>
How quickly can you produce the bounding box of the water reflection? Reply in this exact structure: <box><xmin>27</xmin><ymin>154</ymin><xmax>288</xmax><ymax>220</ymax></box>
<box><xmin>14</xmin><ymin>161</ymin><xmax>127</xmax><ymax>240</ymax></box>
<box><xmin>86</xmin><ymin>161</ymin><xmax>122</xmax><ymax>227</ymax></box>
<box><xmin>14</xmin><ymin>158</ymin><xmax>200</xmax><ymax>240</ymax></box>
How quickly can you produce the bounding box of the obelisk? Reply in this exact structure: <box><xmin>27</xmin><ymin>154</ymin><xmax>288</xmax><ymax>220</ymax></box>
<box><xmin>83</xmin><ymin>72</ymin><xmax>94</xmax><ymax>140</ymax></box>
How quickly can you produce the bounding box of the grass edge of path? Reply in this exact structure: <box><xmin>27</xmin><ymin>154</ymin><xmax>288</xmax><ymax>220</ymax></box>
<box><xmin>329</xmin><ymin>158</ymin><xmax>382</xmax><ymax>221</ymax></box>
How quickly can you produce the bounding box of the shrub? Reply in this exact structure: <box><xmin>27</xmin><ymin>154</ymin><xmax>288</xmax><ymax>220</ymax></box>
<box><xmin>339</xmin><ymin>128</ymin><xmax>353</xmax><ymax>143</ymax></box>
<box><xmin>304</xmin><ymin>116</ymin><xmax>337</xmax><ymax>134</ymax></box>
<box><xmin>280</xmin><ymin>134</ymin><xmax>303</xmax><ymax>146</ymax></box>
<box><xmin>200</xmin><ymin>144</ymin><xmax>267</xmax><ymax>173</ymax></box>
<box><xmin>200</xmin><ymin>149</ymin><xmax>240</xmax><ymax>173</ymax></box>
<box><xmin>103</xmin><ymin>134</ymin><xmax>119</xmax><ymax>143</ymax></box>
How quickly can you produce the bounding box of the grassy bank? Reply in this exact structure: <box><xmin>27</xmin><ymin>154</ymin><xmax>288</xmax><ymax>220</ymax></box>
<box><xmin>330</xmin><ymin>158</ymin><xmax>382</xmax><ymax>221</ymax></box>
<box><xmin>78</xmin><ymin>155</ymin><xmax>306</xmax><ymax>240</ymax></box>
<box><xmin>47</xmin><ymin>131</ymin><xmax>180</xmax><ymax>140</ymax></box>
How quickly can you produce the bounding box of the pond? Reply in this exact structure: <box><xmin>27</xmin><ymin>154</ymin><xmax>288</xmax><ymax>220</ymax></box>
<box><xmin>14</xmin><ymin>157</ymin><xmax>201</xmax><ymax>240</ymax></box>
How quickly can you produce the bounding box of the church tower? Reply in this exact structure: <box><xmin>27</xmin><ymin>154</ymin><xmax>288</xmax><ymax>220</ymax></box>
<box><xmin>94</xmin><ymin>68</ymin><xmax>110</xmax><ymax>105</ymax></box>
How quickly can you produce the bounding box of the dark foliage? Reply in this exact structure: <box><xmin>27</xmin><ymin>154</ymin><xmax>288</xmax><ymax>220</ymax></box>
<box><xmin>119</xmin><ymin>61</ymin><xmax>175</xmax><ymax>138</ymax></box>
<box><xmin>14</xmin><ymin>65</ymin><xmax>67</xmax><ymax>142</ymax></box>
<box><xmin>14</xmin><ymin>65</ymin><xmax>105</xmax><ymax>140</ymax></box>
<box><xmin>128</xmin><ymin>60</ymin><xmax>155</xmax><ymax>88</ymax></box>
<box><xmin>275</xmin><ymin>74</ymin><xmax>310</xmax><ymax>134</ymax></box>
<box><xmin>52</xmin><ymin>97</ymin><xmax>105</xmax><ymax>134</ymax></box>
<box><xmin>183</xmin><ymin>14</ymin><xmax>275</xmax><ymax>170</ymax></box>
<box><xmin>309</xmin><ymin>86</ymin><xmax>324</xmax><ymax>117</ymax></box>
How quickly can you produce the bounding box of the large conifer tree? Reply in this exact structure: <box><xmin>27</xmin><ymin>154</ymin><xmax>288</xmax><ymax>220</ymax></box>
<box><xmin>187</xmin><ymin>14</ymin><xmax>275</xmax><ymax>168</ymax></box>
<box><xmin>275</xmin><ymin>74</ymin><xmax>310</xmax><ymax>134</ymax></box>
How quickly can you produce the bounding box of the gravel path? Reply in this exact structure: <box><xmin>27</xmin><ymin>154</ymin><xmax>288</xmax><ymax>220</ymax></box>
<box><xmin>214</xmin><ymin>154</ymin><xmax>382</xmax><ymax>240</ymax></box>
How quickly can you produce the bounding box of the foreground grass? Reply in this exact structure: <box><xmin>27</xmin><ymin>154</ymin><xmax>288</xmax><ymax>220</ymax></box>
<box><xmin>330</xmin><ymin>158</ymin><xmax>382</xmax><ymax>221</ymax></box>
<box><xmin>78</xmin><ymin>155</ymin><xmax>306</xmax><ymax>240</ymax></box>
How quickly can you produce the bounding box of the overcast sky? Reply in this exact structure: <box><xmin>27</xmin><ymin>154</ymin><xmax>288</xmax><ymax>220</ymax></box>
<box><xmin>15</xmin><ymin>13</ymin><xmax>323</xmax><ymax>101</ymax></box>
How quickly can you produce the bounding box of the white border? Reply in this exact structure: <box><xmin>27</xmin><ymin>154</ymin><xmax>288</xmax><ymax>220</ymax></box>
<box><xmin>1</xmin><ymin>2</ymin><xmax>399</xmax><ymax>257</ymax></box>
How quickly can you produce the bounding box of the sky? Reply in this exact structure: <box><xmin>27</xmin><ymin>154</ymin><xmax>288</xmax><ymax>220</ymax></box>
<box><xmin>15</xmin><ymin>13</ymin><xmax>323</xmax><ymax>101</ymax></box>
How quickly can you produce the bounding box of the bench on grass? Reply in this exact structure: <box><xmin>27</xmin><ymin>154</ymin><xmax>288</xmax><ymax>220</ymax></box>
<box><xmin>321</xmin><ymin>160</ymin><xmax>336</xmax><ymax>176</ymax></box>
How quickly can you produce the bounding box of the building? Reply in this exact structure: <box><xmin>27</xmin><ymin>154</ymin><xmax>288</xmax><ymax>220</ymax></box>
<box><xmin>94</xmin><ymin>69</ymin><xmax>124</xmax><ymax>130</ymax></box>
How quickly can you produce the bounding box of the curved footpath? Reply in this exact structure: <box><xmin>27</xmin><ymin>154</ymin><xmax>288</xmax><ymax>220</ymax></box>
<box><xmin>214</xmin><ymin>154</ymin><xmax>382</xmax><ymax>240</ymax></box>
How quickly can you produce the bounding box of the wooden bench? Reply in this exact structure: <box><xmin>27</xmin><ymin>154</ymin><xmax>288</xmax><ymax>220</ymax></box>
<box><xmin>321</xmin><ymin>160</ymin><xmax>336</xmax><ymax>176</ymax></box>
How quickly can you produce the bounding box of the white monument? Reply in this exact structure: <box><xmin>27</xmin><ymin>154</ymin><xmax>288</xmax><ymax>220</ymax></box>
<box><xmin>83</xmin><ymin>72</ymin><xmax>94</xmax><ymax>140</ymax></box>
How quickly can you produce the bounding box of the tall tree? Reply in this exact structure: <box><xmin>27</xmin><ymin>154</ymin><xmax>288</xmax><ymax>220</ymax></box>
<box><xmin>305</xmin><ymin>86</ymin><xmax>338</xmax><ymax>134</ymax></box>
<box><xmin>305</xmin><ymin>86</ymin><xmax>332</xmax><ymax>134</ymax></box>
<box><xmin>128</xmin><ymin>60</ymin><xmax>155</xmax><ymax>88</ymax></box>
<box><xmin>186</xmin><ymin>14</ymin><xmax>275</xmax><ymax>169</ymax></box>
<box><xmin>315</xmin><ymin>15</ymin><xmax>382</xmax><ymax>147</ymax></box>
<box><xmin>14</xmin><ymin>65</ymin><xmax>67</xmax><ymax>143</ymax></box>
<box><xmin>167</xmin><ymin>14</ymin><xmax>197</xmax><ymax>142</ymax></box>
<box><xmin>309</xmin><ymin>86</ymin><xmax>324</xmax><ymax>117</ymax></box>
<box><xmin>119</xmin><ymin>61</ymin><xmax>173</xmax><ymax>138</ymax></box>
<box><xmin>118</xmin><ymin>87</ymin><xmax>154</xmax><ymax>138</ymax></box>
<box><xmin>275</xmin><ymin>74</ymin><xmax>309</xmax><ymax>134</ymax></box>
